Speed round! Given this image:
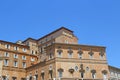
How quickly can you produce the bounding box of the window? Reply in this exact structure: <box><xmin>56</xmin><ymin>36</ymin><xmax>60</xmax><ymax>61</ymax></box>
<box><xmin>65</xmin><ymin>40</ymin><xmax>69</xmax><ymax>44</ymax></box>
<box><xmin>23</xmin><ymin>48</ymin><xmax>27</xmax><ymax>52</ymax></box>
<box><xmin>22</xmin><ymin>56</ymin><xmax>26</xmax><ymax>60</ymax></box>
<box><xmin>31</xmin><ymin>50</ymin><xmax>35</xmax><ymax>54</ymax></box>
<box><xmin>12</xmin><ymin>77</ymin><xmax>17</xmax><ymax>80</ymax></box>
<box><xmin>34</xmin><ymin>75</ymin><xmax>38</xmax><ymax>80</ymax></box>
<box><xmin>103</xmin><ymin>73</ymin><xmax>107</xmax><ymax>80</ymax></box>
<box><xmin>2</xmin><ymin>76</ymin><xmax>7</xmax><ymax>80</ymax></box>
<box><xmin>92</xmin><ymin>73</ymin><xmax>96</xmax><ymax>79</ymax></box>
<box><xmin>14</xmin><ymin>54</ymin><xmax>18</xmax><ymax>58</ymax></box>
<box><xmin>22</xmin><ymin>62</ymin><xmax>26</xmax><ymax>68</ymax></box>
<box><xmin>75</xmin><ymin>66</ymin><xmax>78</xmax><ymax>71</ymax></box>
<box><xmin>81</xmin><ymin>72</ymin><xmax>84</xmax><ymax>78</ymax></box>
<box><xmin>29</xmin><ymin>76</ymin><xmax>32</xmax><ymax>80</ymax></box>
<box><xmin>68</xmin><ymin>53</ymin><xmax>72</xmax><ymax>58</ymax></box>
<box><xmin>100</xmin><ymin>55</ymin><xmax>104</xmax><ymax>59</ymax></box>
<box><xmin>14</xmin><ymin>46</ymin><xmax>19</xmax><ymax>51</ymax></box>
<box><xmin>4</xmin><ymin>59</ymin><xmax>9</xmax><ymax>66</ymax></box>
<box><xmin>89</xmin><ymin>54</ymin><xmax>93</xmax><ymax>59</ymax></box>
<box><xmin>14</xmin><ymin>61</ymin><xmax>18</xmax><ymax>67</ymax></box>
<box><xmin>31</xmin><ymin>57</ymin><xmax>35</xmax><ymax>62</ymax></box>
<box><xmin>78</xmin><ymin>53</ymin><xmax>82</xmax><ymax>59</ymax></box>
<box><xmin>41</xmin><ymin>72</ymin><xmax>44</xmax><ymax>80</ymax></box>
<box><xmin>86</xmin><ymin>67</ymin><xmax>89</xmax><ymax>71</ymax></box>
<box><xmin>58</xmin><ymin>71</ymin><xmax>63</xmax><ymax>78</ymax></box>
<box><xmin>5</xmin><ymin>44</ymin><xmax>10</xmax><ymax>49</ymax></box>
<box><xmin>58</xmin><ymin>52</ymin><xmax>62</xmax><ymax>57</ymax></box>
<box><xmin>49</xmin><ymin>53</ymin><xmax>53</xmax><ymax>59</ymax></box>
<box><xmin>4</xmin><ymin>52</ymin><xmax>9</xmax><ymax>57</ymax></box>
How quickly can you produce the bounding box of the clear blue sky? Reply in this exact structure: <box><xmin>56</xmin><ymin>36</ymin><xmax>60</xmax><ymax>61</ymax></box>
<box><xmin>0</xmin><ymin>0</ymin><xmax>120</xmax><ymax>68</ymax></box>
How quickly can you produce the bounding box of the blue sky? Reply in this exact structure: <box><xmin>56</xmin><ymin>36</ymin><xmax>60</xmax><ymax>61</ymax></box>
<box><xmin>0</xmin><ymin>0</ymin><xmax>120</xmax><ymax>68</ymax></box>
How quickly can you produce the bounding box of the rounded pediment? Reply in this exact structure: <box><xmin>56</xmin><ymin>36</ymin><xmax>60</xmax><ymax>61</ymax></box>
<box><xmin>77</xmin><ymin>50</ymin><xmax>83</xmax><ymax>54</ymax></box>
<box><xmin>88</xmin><ymin>51</ymin><xmax>94</xmax><ymax>55</ymax></box>
<box><xmin>58</xmin><ymin>68</ymin><xmax>64</xmax><ymax>72</ymax></box>
<box><xmin>102</xmin><ymin>70</ymin><xmax>107</xmax><ymax>74</ymax></box>
<box><xmin>67</xmin><ymin>50</ymin><xmax>73</xmax><ymax>53</ymax></box>
<box><xmin>69</xmin><ymin>68</ymin><xmax>74</xmax><ymax>73</ymax></box>
<box><xmin>57</xmin><ymin>49</ymin><xmax>63</xmax><ymax>53</ymax></box>
<box><xmin>99</xmin><ymin>52</ymin><xmax>104</xmax><ymax>56</ymax></box>
<box><xmin>91</xmin><ymin>69</ymin><xmax>96</xmax><ymax>73</ymax></box>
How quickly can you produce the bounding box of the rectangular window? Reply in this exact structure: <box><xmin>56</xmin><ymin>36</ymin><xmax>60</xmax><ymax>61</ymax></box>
<box><xmin>49</xmin><ymin>53</ymin><xmax>53</xmax><ymax>59</ymax></box>
<box><xmin>14</xmin><ymin>61</ymin><xmax>18</xmax><ymax>67</ymax></box>
<box><xmin>78</xmin><ymin>54</ymin><xmax>82</xmax><ymax>59</ymax></box>
<box><xmin>22</xmin><ymin>62</ymin><xmax>26</xmax><ymax>68</ymax></box>
<box><xmin>58</xmin><ymin>52</ymin><xmax>62</xmax><ymax>58</ymax></box>
<box><xmin>4</xmin><ymin>52</ymin><xmax>9</xmax><ymax>57</ymax></box>
<box><xmin>12</xmin><ymin>77</ymin><xmax>17</xmax><ymax>80</ymax></box>
<box><xmin>23</xmin><ymin>48</ymin><xmax>27</xmax><ymax>52</ymax></box>
<box><xmin>58</xmin><ymin>71</ymin><xmax>62</xmax><ymax>78</ymax></box>
<box><xmin>14</xmin><ymin>46</ymin><xmax>19</xmax><ymax>51</ymax></box>
<box><xmin>14</xmin><ymin>54</ymin><xmax>18</xmax><ymax>58</ymax></box>
<box><xmin>31</xmin><ymin>50</ymin><xmax>35</xmax><ymax>54</ymax></box>
<box><xmin>103</xmin><ymin>73</ymin><xmax>107</xmax><ymax>79</ymax></box>
<box><xmin>89</xmin><ymin>54</ymin><xmax>93</xmax><ymax>59</ymax></box>
<box><xmin>92</xmin><ymin>73</ymin><xmax>96</xmax><ymax>79</ymax></box>
<box><xmin>22</xmin><ymin>56</ymin><xmax>26</xmax><ymax>60</ymax></box>
<box><xmin>4</xmin><ymin>59</ymin><xmax>9</xmax><ymax>66</ymax></box>
<box><xmin>68</xmin><ymin>53</ymin><xmax>72</xmax><ymax>58</ymax></box>
<box><xmin>5</xmin><ymin>44</ymin><xmax>10</xmax><ymax>49</ymax></box>
<box><xmin>2</xmin><ymin>76</ymin><xmax>6</xmax><ymax>80</ymax></box>
<box><xmin>31</xmin><ymin>57</ymin><xmax>35</xmax><ymax>62</ymax></box>
<box><xmin>100</xmin><ymin>55</ymin><xmax>104</xmax><ymax>59</ymax></box>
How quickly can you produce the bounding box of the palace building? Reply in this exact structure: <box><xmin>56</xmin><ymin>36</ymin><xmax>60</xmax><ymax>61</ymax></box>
<box><xmin>0</xmin><ymin>27</ymin><xmax>119</xmax><ymax>80</ymax></box>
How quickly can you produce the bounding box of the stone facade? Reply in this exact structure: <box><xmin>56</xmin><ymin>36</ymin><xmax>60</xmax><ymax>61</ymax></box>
<box><xmin>0</xmin><ymin>27</ymin><xmax>119</xmax><ymax>80</ymax></box>
<box><xmin>109</xmin><ymin>66</ymin><xmax>120</xmax><ymax>80</ymax></box>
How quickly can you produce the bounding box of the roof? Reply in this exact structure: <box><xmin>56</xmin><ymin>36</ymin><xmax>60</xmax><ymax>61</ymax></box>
<box><xmin>22</xmin><ymin>37</ymin><xmax>37</xmax><ymax>43</ymax></box>
<box><xmin>23</xmin><ymin>27</ymin><xmax>73</xmax><ymax>42</ymax></box>
<box><xmin>37</xmin><ymin>27</ymin><xmax>73</xmax><ymax>41</ymax></box>
<box><xmin>0</xmin><ymin>40</ymin><xmax>29</xmax><ymax>48</ymax></box>
<box><xmin>109</xmin><ymin>65</ymin><xmax>120</xmax><ymax>70</ymax></box>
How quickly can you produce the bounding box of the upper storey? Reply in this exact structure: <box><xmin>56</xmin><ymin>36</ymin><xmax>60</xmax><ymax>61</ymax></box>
<box><xmin>37</xmin><ymin>27</ymin><xmax>78</xmax><ymax>45</ymax></box>
<box><xmin>23</xmin><ymin>27</ymin><xmax>78</xmax><ymax>46</ymax></box>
